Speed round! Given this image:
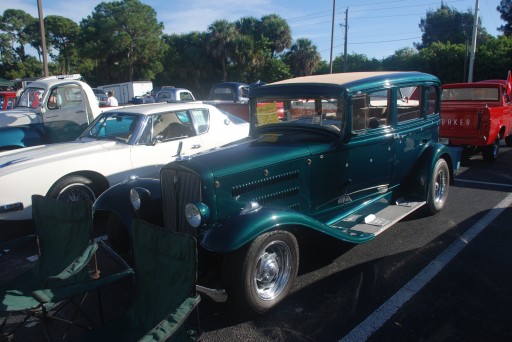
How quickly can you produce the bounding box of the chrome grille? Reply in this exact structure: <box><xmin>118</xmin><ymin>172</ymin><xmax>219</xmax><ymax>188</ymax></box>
<box><xmin>161</xmin><ymin>168</ymin><xmax>201</xmax><ymax>236</ymax></box>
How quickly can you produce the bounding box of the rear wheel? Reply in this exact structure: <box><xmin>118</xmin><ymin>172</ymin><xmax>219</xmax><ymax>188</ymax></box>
<box><xmin>426</xmin><ymin>158</ymin><xmax>449</xmax><ymax>215</ymax></box>
<box><xmin>222</xmin><ymin>230</ymin><xmax>299</xmax><ymax>315</ymax></box>
<box><xmin>482</xmin><ymin>139</ymin><xmax>499</xmax><ymax>161</ymax></box>
<box><xmin>505</xmin><ymin>135</ymin><xmax>512</xmax><ymax>147</ymax></box>
<box><xmin>47</xmin><ymin>175</ymin><xmax>98</xmax><ymax>202</ymax></box>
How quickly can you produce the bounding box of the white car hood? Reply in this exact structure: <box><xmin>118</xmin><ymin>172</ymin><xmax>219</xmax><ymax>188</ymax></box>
<box><xmin>0</xmin><ymin>108</ymin><xmax>39</xmax><ymax>126</ymax></box>
<box><xmin>0</xmin><ymin>139</ymin><xmax>123</xmax><ymax>175</ymax></box>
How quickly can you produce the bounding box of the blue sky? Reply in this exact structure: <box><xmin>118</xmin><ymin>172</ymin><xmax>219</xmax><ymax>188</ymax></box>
<box><xmin>2</xmin><ymin>0</ymin><xmax>505</xmax><ymax>61</ymax></box>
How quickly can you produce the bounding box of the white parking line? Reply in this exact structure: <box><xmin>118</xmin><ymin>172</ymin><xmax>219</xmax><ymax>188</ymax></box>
<box><xmin>340</xmin><ymin>193</ymin><xmax>512</xmax><ymax>342</ymax></box>
<box><xmin>455</xmin><ymin>178</ymin><xmax>512</xmax><ymax>188</ymax></box>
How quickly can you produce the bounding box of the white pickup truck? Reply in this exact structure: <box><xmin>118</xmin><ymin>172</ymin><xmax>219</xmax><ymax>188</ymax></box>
<box><xmin>0</xmin><ymin>74</ymin><xmax>105</xmax><ymax>151</ymax></box>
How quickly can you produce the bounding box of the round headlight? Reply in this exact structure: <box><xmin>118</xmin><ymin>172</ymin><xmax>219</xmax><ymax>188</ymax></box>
<box><xmin>130</xmin><ymin>187</ymin><xmax>150</xmax><ymax>211</ymax></box>
<box><xmin>185</xmin><ymin>202</ymin><xmax>210</xmax><ymax>228</ymax></box>
<box><xmin>130</xmin><ymin>188</ymin><xmax>141</xmax><ymax>211</ymax></box>
<box><xmin>185</xmin><ymin>203</ymin><xmax>202</xmax><ymax>228</ymax></box>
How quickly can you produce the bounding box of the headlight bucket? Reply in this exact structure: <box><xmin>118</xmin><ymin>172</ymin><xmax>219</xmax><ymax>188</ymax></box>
<box><xmin>185</xmin><ymin>202</ymin><xmax>210</xmax><ymax>227</ymax></box>
<box><xmin>130</xmin><ymin>187</ymin><xmax>151</xmax><ymax>212</ymax></box>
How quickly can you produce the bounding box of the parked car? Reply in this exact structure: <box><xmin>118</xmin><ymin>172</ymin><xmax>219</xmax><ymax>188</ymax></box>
<box><xmin>94</xmin><ymin>72</ymin><xmax>455</xmax><ymax>314</ymax></box>
<box><xmin>0</xmin><ymin>102</ymin><xmax>249</xmax><ymax>240</ymax></box>
<box><xmin>92</xmin><ymin>87</ymin><xmax>109</xmax><ymax>107</ymax></box>
<box><xmin>155</xmin><ymin>86</ymin><xmax>195</xmax><ymax>103</ymax></box>
<box><xmin>207</xmin><ymin>82</ymin><xmax>249</xmax><ymax>103</ymax></box>
<box><xmin>439</xmin><ymin>76</ymin><xmax>512</xmax><ymax>161</ymax></box>
<box><xmin>0</xmin><ymin>91</ymin><xmax>17</xmax><ymax>111</ymax></box>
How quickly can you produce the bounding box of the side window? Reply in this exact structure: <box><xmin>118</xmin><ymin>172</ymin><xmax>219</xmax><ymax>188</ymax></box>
<box><xmin>53</xmin><ymin>84</ymin><xmax>84</xmax><ymax>109</ymax></box>
<box><xmin>352</xmin><ymin>90</ymin><xmax>389</xmax><ymax>132</ymax></box>
<box><xmin>426</xmin><ymin>85</ymin><xmax>438</xmax><ymax>116</ymax></box>
<box><xmin>47</xmin><ymin>88</ymin><xmax>59</xmax><ymax>110</ymax></box>
<box><xmin>180</xmin><ymin>92</ymin><xmax>194</xmax><ymax>101</ymax></box>
<box><xmin>397</xmin><ymin>86</ymin><xmax>421</xmax><ymax>122</ymax></box>
<box><xmin>189</xmin><ymin>109</ymin><xmax>210</xmax><ymax>134</ymax></box>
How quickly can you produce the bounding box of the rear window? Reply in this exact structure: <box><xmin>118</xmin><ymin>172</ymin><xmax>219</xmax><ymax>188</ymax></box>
<box><xmin>442</xmin><ymin>87</ymin><xmax>499</xmax><ymax>101</ymax></box>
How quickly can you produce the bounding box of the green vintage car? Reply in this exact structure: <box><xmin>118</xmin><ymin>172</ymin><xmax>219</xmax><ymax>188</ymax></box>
<box><xmin>95</xmin><ymin>71</ymin><xmax>455</xmax><ymax>314</ymax></box>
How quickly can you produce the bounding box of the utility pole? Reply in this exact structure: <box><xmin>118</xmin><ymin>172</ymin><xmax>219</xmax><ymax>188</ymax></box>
<box><xmin>468</xmin><ymin>0</ymin><xmax>479</xmax><ymax>82</ymax></box>
<box><xmin>37</xmin><ymin>0</ymin><xmax>49</xmax><ymax>77</ymax></box>
<box><xmin>343</xmin><ymin>8</ymin><xmax>348</xmax><ymax>72</ymax></box>
<box><xmin>329</xmin><ymin>0</ymin><xmax>336</xmax><ymax>74</ymax></box>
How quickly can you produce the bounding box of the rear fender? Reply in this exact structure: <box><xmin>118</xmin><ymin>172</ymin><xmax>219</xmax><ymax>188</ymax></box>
<box><xmin>93</xmin><ymin>177</ymin><xmax>162</xmax><ymax>235</ymax></box>
<box><xmin>399</xmin><ymin>142</ymin><xmax>454</xmax><ymax>201</ymax></box>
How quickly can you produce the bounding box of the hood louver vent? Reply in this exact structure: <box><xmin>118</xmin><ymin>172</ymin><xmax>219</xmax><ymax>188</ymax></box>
<box><xmin>231</xmin><ymin>170</ymin><xmax>300</xmax><ymax>198</ymax></box>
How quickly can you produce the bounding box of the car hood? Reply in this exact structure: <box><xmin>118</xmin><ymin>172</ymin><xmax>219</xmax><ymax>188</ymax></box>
<box><xmin>0</xmin><ymin>108</ymin><xmax>39</xmax><ymax>126</ymax></box>
<box><xmin>0</xmin><ymin>139</ymin><xmax>123</xmax><ymax>174</ymax></box>
<box><xmin>171</xmin><ymin>138</ymin><xmax>313</xmax><ymax>178</ymax></box>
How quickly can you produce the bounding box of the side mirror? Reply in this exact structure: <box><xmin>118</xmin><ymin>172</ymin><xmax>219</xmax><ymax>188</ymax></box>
<box><xmin>151</xmin><ymin>135</ymin><xmax>163</xmax><ymax>145</ymax></box>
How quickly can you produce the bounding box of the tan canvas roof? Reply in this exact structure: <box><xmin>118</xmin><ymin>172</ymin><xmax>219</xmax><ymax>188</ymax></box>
<box><xmin>270</xmin><ymin>71</ymin><xmax>407</xmax><ymax>86</ymax></box>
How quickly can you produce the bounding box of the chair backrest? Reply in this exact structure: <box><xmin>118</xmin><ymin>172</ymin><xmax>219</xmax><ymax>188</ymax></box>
<box><xmin>31</xmin><ymin>195</ymin><xmax>93</xmax><ymax>286</ymax></box>
<box><xmin>128</xmin><ymin>219</ymin><xmax>197</xmax><ymax>331</ymax></box>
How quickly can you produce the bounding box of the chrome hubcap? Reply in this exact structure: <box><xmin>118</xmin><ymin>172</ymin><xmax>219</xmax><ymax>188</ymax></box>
<box><xmin>254</xmin><ymin>241</ymin><xmax>292</xmax><ymax>301</ymax></box>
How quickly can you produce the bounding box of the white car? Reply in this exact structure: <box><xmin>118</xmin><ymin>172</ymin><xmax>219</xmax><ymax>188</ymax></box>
<box><xmin>0</xmin><ymin>102</ymin><xmax>249</xmax><ymax>232</ymax></box>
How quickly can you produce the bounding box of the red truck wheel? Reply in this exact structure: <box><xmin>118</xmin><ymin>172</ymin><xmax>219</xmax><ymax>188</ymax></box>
<box><xmin>482</xmin><ymin>139</ymin><xmax>499</xmax><ymax>162</ymax></box>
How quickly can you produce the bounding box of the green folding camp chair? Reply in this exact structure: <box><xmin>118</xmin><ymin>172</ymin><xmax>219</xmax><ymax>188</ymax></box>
<box><xmin>80</xmin><ymin>219</ymin><xmax>201</xmax><ymax>342</ymax></box>
<box><xmin>0</xmin><ymin>195</ymin><xmax>133</xmax><ymax>341</ymax></box>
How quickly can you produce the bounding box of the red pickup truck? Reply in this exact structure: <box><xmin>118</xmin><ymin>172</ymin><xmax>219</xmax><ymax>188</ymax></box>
<box><xmin>439</xmin><ymin>79</ymin><xmax>512</xmax><ymax>161</ymax></box>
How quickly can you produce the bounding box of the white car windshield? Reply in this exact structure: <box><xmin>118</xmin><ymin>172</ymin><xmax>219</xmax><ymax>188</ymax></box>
<box><xmin>81</xmin><ymin>112</ymin><xmax>140</xmax><ymax>143</ymax></box>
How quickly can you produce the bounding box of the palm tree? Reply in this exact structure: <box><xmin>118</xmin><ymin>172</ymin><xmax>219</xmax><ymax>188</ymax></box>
<box><xmin>206</xmin><ymin>20</ymin><xmax>237</xmax><ymax>81</ymax></box>
<box><xmin>286</xmin><ymin>38</ymin><xmax>321</xmax><ymax>77</ymax></box>
<box><xmin>259</xmin><ymin>14</ymin><xmax>292</xmax><ymax>57</ymax></box>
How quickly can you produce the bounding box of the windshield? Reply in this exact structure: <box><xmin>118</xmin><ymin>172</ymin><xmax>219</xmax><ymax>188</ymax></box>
<box><xmin>81</xmin><ymin>112</ymin><xmax>141</xmax><ymax>143</ymax></box>
<box><xmin>17</xmin><ymin>87</ymin><xmax>45</xmax><ymax>109</ymax></box>
<box><xmin>253</xmin><ymin>97</ymin><xmax>344</xmax><ymax>133</ymax></box>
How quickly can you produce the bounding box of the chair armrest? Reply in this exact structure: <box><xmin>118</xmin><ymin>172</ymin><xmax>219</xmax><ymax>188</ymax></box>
<box><xmin>33</xmin><ymin>268</ymin><xmax>134</xmax><ymax>304</ymax></box>
<box><xmin>139</xmin><ymin>295</ymin><xmax>201</xmax><ymax>341</ymax></box>
<box><xmin>44</xmin><ymin>243</ymin><xmax>98</xmax><ymax>286</ymax></box>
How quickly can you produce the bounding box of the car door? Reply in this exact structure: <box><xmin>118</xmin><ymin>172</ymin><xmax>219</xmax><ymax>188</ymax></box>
<box><xmin>43</xmin><ymin>84</ymin><xmax>91</xmax><ymax>143</ymax></box>
<box><xmin>343</xmin><ymin>90</ymin><xmax>395</xmax><ymax>204</ymax></box>
<box><xmin>129</xmin><ymin>110</ymin><xmax>204</xmax><ymax>178</ymax></box>
<box><xmin>311</xmin><ymin>91</ymin><xmax>394</xmax><ymax>214</ymax></box>
<box><xmin>390</xmin><ymin>84</ymin><xmax>440</xmax><ymax>185</ymax></box>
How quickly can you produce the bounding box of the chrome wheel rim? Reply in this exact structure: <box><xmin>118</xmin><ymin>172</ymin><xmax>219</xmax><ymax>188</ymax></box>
<box><xmin>434</xmin><ymin>168</ymin><xmax>447</xmax><ymax>204</ymax></box>
<box><xmin>57</xmin><ymin>183</ymin><xmax>96</xmax><ymax>202</ymax></box>
<box><xmin>253</xmin><ymin>240</ymin><xmax>292</xmax><ymax>301</ymax></box>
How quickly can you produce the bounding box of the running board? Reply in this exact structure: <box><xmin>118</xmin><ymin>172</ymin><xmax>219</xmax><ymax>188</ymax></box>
<box><xmin>349</xmin><ymin>200</ymin><xmax>425</xmax><ymax>236</ymax></box>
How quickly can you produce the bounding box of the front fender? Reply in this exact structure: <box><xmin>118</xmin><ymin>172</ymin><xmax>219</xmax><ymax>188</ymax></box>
<box><xmin>0</xmin><ymin>125</ymin><xmax>44</xmax><ymax>149</ymax></box>
<box><xmin>201</xmin><ymin>206</ymin><xmax>336</xmax><ymax>253</ymax></box>
<box><xmin>93</xmin><ymin>177</ymin><xmax>162</xmax><ymax>235</ymax></box>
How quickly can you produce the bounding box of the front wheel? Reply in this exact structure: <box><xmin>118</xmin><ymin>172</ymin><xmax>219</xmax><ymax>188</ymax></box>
<box><xmin>47</xmin><ymin>175</ymin><xmax>98</xmax><ymax>202</ymax></box>
<box><xmin>222</xmin><ymin>230</ymin><xmax>299</xmax><ymax>315</ymax></box>
<box><xmin>426</xmin><ymin>158</ymin><xmax>449</xmax><ymax>215</ymax></box>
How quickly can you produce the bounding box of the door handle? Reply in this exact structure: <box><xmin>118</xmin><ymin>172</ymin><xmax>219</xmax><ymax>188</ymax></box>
<box><xmin>191</xmin><ymin>144</ymin><xmax>201</xmax><ymax>149</ymax></box>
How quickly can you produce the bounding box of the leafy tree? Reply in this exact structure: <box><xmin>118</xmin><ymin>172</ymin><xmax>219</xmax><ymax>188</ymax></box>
<box><xmin>417</xmin><ymin>42</ymin><xmax>467</xmax><ymax>83</ymax></box>
<box><xmin>44</xmin><ymin>16</ymin><xmax>80</xmax><ymax>74</ymax></box>
<box><xmin>206</xmin><ymin>20</ymin><xmax>238</xmax><ymax>82</ymax></box>
<box><xmin>381</xmin><ymin>48</ymin><xmax>421</xmax><ymax>71</ymax></box>
<box><xmin>416</xmin><ymin>3</ymin><xmax>489</xmax><ymax>50</ymax></box>
<box><xmin>283</xmin><ymin>38</ymin><xmax>321</xmax><ymax>77</ymax></box>
<box><xmin>157</xmin><ymin>32</ymin><xmax>217</xmax><ymax>98</ymax></box>
<box><xmin>79</xmin><ymin>0</ymin><xmax>164</xmax><ymax>83</ymax></box>
<box><xmin>0</xmin><ymin>9</ymin><xmax>37</xmax><ymax>62</ymax></box>
<box><xmin>497</xmin><ymin>0</ymin><xmax>512</xmax><ymax>36</ymax></box>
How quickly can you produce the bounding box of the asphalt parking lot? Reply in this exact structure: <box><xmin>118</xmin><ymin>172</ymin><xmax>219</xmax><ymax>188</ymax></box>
<box><xmin>1</xmin><ymin>147</ymin><xmax>512</xmax><ymax>341</ymax></box>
